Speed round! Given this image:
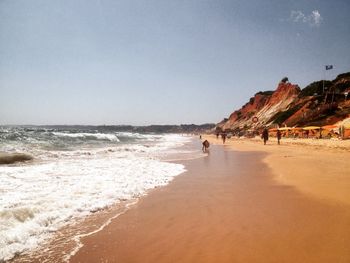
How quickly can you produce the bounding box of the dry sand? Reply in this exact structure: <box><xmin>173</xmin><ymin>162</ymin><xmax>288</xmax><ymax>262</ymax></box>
<box><xmin>70</xmin><ymin>138</ymin><xmax>350</xmax><ymax>263</ymax></box>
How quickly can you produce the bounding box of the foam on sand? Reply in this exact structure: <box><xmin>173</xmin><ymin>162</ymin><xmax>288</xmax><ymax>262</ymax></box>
<box><xmin>0</xmin><ymin>154</ymin><xmax>186</xmax><ymax>261</ymax></box>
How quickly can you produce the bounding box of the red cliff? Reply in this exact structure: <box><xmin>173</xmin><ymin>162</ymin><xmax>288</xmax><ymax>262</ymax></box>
<box><xmin>217</xmin><ymin>73</ymin><xmax>350</xmax><ymax>132</ymax></box>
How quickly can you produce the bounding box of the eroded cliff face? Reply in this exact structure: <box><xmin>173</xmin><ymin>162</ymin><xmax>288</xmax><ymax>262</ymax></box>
<box><xmin>224</xmin><ymin>93</ymin><xmax>271</xmax><ymax>126</ymax></box>
<box><xmin>222</xmin><ymin>81</ymin><xmax>300</xmax><ymax>131</ymax></box>
<box><xmin>255</xmin><ymin>82</ymin><xmax>300</xmax><ymax>125</ymax></box>
<box><xmin>218</xmin><ymin>73</ymin><xmax>350</xmax><ymax>132</ymax></box>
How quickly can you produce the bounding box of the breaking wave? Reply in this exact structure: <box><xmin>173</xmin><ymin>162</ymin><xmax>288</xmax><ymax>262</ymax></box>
<box><xmin>52</xmin><ymin>132</ymin><xmax>120</xmax><ymax>142</ymax></box>
<box><xmin>0</xmin><ymin>127</ymin><xmax>196</xmax><ymax>262</ymax></box>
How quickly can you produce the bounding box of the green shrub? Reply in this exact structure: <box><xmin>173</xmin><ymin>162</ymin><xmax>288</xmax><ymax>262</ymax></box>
<box><xmin>334</xmin><ymin>72</ymin><xmax>350</xmax><ymax>80</ymax></box>
<box><xmin>299</xmin><ymin>81</ymin><xmax>332</xmax><ymax>98</ymax></box>
<box><xmin>271</xmin><ymin>105</ymin><xmax>301</xmax><ymax>124</ymax></box>
<box><xmin>256</xmin><ymin>91</ymin><xmax>274</xmax><ymax>96</ymax></box>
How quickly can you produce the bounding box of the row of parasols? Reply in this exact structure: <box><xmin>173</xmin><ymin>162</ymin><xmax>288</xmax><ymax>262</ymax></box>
<box><xmin>268</xmin><ymin>124</ymin><xmax>350</xmax><ymax>139</ymax></box>
<box><xmin>268</xmin><ymin>125</ymin><xmax>344</xmax><ymax>132</ymax></box>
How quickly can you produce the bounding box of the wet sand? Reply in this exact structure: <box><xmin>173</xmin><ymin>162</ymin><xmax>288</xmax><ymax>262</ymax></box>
<box><xmin>71</xmin><ymin>143</ymin><xmax>350</xmax><ymax>263</ymax></box>
<box><xmin>207</xmin><ymin>135</ymin><xmax>350</xmax><ymax>206</ymax></box>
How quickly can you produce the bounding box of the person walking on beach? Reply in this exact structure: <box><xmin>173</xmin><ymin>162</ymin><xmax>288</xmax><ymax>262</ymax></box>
<box><xmin>202</xmin><ymin>140</ymin><xmax>210</xmax><ymax>152</ymax></box>
<box><xmin>221</xmin><ymin>133</ymin><xmax>227</xmax><ymax>144</ymax></box>
<box><xmin>262</xmin><ymin>128</ymin><xmax>269</xmax><ymax>145</ymax></box>
<box><xmin>277</xmin><ymin>129</ymin><xmax>281</xmax><ymax>145</ymax></box>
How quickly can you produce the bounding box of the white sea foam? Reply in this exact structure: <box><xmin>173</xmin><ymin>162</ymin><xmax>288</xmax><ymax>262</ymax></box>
<box><xmin>0</xmin><ymin>133</ymin><xmax>191</xmax><ymax>262</ymax></box>
<box><xmin>52</xmin><ymin>132</ymin><xmax>120</xmax><ymax>141</ymax></box>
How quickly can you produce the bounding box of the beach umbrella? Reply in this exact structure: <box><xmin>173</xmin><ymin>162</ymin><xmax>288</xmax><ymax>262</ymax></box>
<box><xmin>322</xmin><ymin>125</ymin><xmax>338</xmax><ymax>130</ymax></box>
<box><xmin>340</xmin><ymin>118</ymin><xmax>350</xmax><ymax>129</ymax></box>
<box><xmin>290</xmin><ymin>127</ymin><xmax>303</xmax><ymax>137</ymax></box>
<box><xmin>302</xmin><ymin>126</ymin><xmax>321</xmax><ymax>130</ymax></box>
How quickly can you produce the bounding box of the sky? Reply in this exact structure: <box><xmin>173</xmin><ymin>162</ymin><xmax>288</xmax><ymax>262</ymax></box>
<box><xmin>1</xmin><ymin>0</ymin><xmax>349</xmax><ymax>125</ymax></box>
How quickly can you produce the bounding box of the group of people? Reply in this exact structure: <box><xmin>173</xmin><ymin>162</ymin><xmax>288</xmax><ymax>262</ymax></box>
<box><xmin>216</xmin><ymin>132</ymin><xmax>227</xmax><ymax>144</ymax></box>
<box><xmin>200</xmin><ymin>128</ymin><xmax>282</xmax><ymax>152</ymax></box>
<box><xmin>262</xmin><ymin>128</ymin><xmax>281</xmax><ymax>145</ymax></box>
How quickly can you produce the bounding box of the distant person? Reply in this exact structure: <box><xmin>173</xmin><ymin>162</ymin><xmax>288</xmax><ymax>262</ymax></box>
<box><xmin>305</xmin><ymin>130</ymin><xmax>309</xmax><ymax>138</ymax></box>
<box><xmin>199</xmin><ymin>134</ymin><xmax>202</xmax><ymax>140</ymax></box>
<box><xmin>221</xmin><ymin>133</ymin><xmax>227</xmax><ymax>144</ymax></box>
<box><xmin>277</xmin><ymin>130</ymin><xmax>281</xmax><ymax>145</ymax></box>
<box><xmin>262</xmin><ymin>128</ymin><xmax>269</xmax><ymax>145</ymax></box>
<box><xmin>216</xmin><ymin>133</ymin><xmax>219</xmax><ymax>139</ymax></box>
<box><xmin>202</xmin><ymin>140</ymin><xmax>210</xmax><ymax>152</ymax></box>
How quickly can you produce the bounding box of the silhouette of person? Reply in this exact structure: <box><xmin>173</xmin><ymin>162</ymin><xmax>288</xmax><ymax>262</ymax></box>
<box><xmin>277</xmin><ymin>130</ymin><xmax>281</xmax><ymax>145</ymax></box>
<box><xmin>221</xmin><ymin>133</ymin><xmax>227</xmax><ymax>144</ymax></box>
<box><xmin>262</xmin><ymin>128</ymin><xmax>269</xmax><ymax>145</ymax></box>
<box><xmin>202</xmin><ymin>140</ymin><xmax>210</xmax><ymax>152</ymax></box>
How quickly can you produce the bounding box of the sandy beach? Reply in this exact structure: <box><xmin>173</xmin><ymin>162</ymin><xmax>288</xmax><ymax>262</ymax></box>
<box><xmin>207</xmin><ymin>135</ymin><xmax>350</xmax><ymax>206</ymax></box>
<box><xmin>3</xmin><ymin>1</ymin><xmax>350</xmax><ymax>262</ymax></box>
<box><xmin>70</xmin><ymin>137</ymin><xmax>350</xmax><ymax>263</ymax></box>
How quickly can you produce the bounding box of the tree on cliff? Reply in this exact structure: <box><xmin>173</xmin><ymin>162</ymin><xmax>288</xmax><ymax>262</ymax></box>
<box><xmin>281</xmin><ymin>77</ymin><xmax>289</xmax><ymax>83</ymax></box>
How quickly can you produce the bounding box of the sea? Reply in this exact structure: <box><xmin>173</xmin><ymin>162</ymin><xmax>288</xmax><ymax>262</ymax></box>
<box><xmin>0</xmin><ymin>126</ymin><xmax>201</xmax><ymax>262</ymax></box>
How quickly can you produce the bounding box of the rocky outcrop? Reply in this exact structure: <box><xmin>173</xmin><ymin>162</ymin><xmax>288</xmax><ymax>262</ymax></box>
<box><xmin>217</xmin><ymin>73</ymin><xmax>350</xmax><ymax>132</ymax></box>
<box><xmin>0</xmin><ymin>153</ymin><xmax>33</xmax><ymax>164</ymax></box>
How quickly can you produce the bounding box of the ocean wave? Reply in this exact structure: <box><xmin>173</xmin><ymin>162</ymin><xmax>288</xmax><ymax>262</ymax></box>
<box><xmin>0</xmin><ymin>207</ymin><xmax>35</xmax><ymax>223</ymax></box>
<box><xmin>52</xmin><ymin>132</ymin><xmax>120</xmax><ymax>142</ymax></box>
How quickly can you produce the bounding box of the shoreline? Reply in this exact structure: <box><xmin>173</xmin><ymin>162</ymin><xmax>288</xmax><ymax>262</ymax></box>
<box><xmin>70</xmin><ymin>140</ymin><xmax>350</xmax><ymax>262</ymax></box>
<box><xmin>9</xmin><ymin>199</ymin><xmax>138</xmax><ymax>263</ymax></box>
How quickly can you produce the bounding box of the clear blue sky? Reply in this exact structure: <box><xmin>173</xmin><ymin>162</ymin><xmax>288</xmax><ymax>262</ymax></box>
<box><xmin>1</xmin><ymin>0</ymin><xmax>349</xmax><ymax>125</ymax></box>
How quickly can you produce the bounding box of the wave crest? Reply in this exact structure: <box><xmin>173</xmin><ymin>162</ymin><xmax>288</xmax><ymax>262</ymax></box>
<box><xmin>52</xmin><ymin>132</ymin><xmax>120</xmax><ymax>142</ymax></box>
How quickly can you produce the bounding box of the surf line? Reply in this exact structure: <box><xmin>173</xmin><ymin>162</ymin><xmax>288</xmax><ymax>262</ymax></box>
<box><xmin>63</xmin><ymin>199</ymin><xmax>138</xmax><ymax>262</ymax></box>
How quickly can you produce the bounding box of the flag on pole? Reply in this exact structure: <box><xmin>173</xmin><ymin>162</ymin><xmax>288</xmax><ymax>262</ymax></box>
<box><xmin>325</xmin><ymin>65</ymin><xmax>333</xmax><ymax>70</ymax></box>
